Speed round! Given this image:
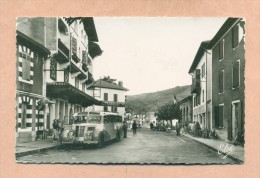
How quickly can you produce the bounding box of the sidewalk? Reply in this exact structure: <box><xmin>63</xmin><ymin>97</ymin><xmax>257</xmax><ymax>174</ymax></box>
<box><xmin>182</xmin><ymin>133</ymin><xmax>244</xmax><ymax>162</ymax></box>
<box><xmin>15</xmin><ymin>138</ymin><xmax>61</xmax><ymax>158</ymax></box>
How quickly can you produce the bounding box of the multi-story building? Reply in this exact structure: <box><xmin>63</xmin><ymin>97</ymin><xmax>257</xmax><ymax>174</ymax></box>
<box><xmin>16</xmin><ymin>17</ymin><xmax>102</xmax><ymax>141</ymax></box>
<box><xmin>189</xmin><ymin>41</ymin><xmax>212</xmax><ymax>130</ymax></box>
<box><xmin>207</xmin><ymin>18</ymin><xmax>245</xmax><ymax>143</ymax></box>
<box><xmin>178</xmin><ymin>95</ymin><xmax>193</xmax><ymax>123</ymax></box>
<box><xmin>87</xmin><ymin>79</ymin><xmax>128</xmax><ymax>116</ymax></box>
<box><xmin>188</xmin><ymin>18</ymin><xmax>245</xmax><ymax>145</ymax></box>
<box><xmin>16</xmin><ymin>31</ymin><xmax>51</xmax><ymax>142</ymax></box>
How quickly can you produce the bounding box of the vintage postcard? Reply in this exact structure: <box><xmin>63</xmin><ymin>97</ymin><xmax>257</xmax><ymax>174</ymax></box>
<box><xmin>15</xmin><ymin>17</ymin><xmax>245</xmax><ymax>165</ymax></box>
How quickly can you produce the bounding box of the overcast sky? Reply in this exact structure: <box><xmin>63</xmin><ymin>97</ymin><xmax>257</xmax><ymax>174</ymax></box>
<box><xmin>92</xmin><ymin>17</ymin><xmax>226</xmax><ymax>95</ymax></box>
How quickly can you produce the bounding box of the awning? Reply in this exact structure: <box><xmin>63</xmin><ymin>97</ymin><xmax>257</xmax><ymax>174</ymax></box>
<box><xmin>88</xmin><ymin>41</ymin><xmax>103</xmax><ymax>59</ymax></box>
<box><xmin>47</xmin><ymin>82</ymin><xmax>100</xmax><ymax>107</ymax></box>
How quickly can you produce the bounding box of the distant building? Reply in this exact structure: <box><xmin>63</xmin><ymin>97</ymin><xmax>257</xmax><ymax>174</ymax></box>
<box><xmin>178</xmin><ymin>95</ymin><xmax>193</xmax><ymax>123</ymax></box>
<box><xmin>87</xmin><ymin>80</ymin><xmax>128</xmax><ymax>116</ymax></box>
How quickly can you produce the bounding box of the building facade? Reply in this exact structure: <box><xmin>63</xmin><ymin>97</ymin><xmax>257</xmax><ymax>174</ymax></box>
<box><xmin>208</xmin><ymin>18</ymin><xmax>245</xmax><ymax>143</ymax></box>
<box><xmin>16</xmin><ymin>31</ymin><xmax>51</xmax><ymax>142</ymax></box>
<box><xmin>87</xmin><ymin>80</ymin><xmax>128</xmax><ymax>116</ymax></box>
<box><xmin>189</xmin><ymin>41</ymin><xmax>212</xmax><ymax>130</ymax></box>
<box><xmin>178</xmin><ymin>95</ymin><xmax>193</xmax><ymax>123</ymax></box>
<box><xmin>16</xmin><ymin>17</ymin><xmax>102</xmax><ymax>141</ymax></box>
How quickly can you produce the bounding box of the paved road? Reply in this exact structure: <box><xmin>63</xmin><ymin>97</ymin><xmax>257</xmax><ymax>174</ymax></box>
<box><xmin>17</xmin><ymin>128</ymin><xmax>238</xmax><ymax>164</ymax></box>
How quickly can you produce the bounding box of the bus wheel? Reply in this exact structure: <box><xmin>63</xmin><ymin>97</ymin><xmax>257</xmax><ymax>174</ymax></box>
<box><xmin>116</xmin><ymin>131</ymin><xmax>120</xmax><ymax>142</ymax></box>
<box><xmin>97</xmin><ymin>134</ymin><xmax>104</xmax><ymax>148</ymax></box>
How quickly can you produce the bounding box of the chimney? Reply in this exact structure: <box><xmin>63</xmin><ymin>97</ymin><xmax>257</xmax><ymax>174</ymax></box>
<box><xmin>118</xmin><ymin>81</ymin><xmax>123</xmax><ymax>87</ymax></box>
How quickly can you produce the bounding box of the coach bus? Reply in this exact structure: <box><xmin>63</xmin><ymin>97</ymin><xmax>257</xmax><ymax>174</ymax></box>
<box><xmin>61</xmin><ymin>111</ymin><xmax>123</xmax><ymax>147</ymax></box>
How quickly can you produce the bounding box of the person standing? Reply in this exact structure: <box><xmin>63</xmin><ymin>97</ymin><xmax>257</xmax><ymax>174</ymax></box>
<box><xmin>132</xmin><ymin>121</ymin><xmax>137</xmax><ymax>135</ymax></box>
<box><xmin>52</xmin><ymin>119</ymin><xmax>58</xmax><ymax>142</ymax></box>
<box><xmin>176</xmin><ymin>121</ymin><xmax>181</xmax><ymax>136</ymax></box>
<box><xmin>123</xmin><ymin>121</ymin><xmax>128</xmax><ymax>138</ymax></box>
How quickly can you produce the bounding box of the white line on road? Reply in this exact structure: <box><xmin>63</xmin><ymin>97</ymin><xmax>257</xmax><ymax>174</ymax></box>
<box><xmin>177</xmin><ymin>137</ymin><xmax>186</xmax><ymax>143</ymax></box>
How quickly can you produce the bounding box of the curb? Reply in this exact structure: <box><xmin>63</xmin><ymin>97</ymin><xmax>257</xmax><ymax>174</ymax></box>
<box><xmin>15</xmin><ymin>144</ymin><xmax>61</xmax><ymax>158</ymax></box>
<box><xmin>182</xmin><ymin>134</ymin><xmax>244</xmax><ymax>163</ymax></box>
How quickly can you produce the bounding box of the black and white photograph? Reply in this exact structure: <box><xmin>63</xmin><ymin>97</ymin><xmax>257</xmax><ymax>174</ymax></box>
<box><xmin>15</xmin><ymin>17</ymin><xmax>245</xmax><ymax>164</ymax></box>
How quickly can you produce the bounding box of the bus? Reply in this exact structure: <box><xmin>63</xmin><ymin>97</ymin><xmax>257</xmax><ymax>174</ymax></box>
<box><xmin>61</xmin><ymin>111</ymin><xmax>123</xmax><ymax>148</ymax></box>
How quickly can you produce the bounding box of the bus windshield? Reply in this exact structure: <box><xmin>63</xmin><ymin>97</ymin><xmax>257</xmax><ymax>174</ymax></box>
<box><xmin>74</xmin><ymin>115</ymin><xmax>101</xmax><ymax>124</ymax></box>
<box><xmin>87</xmin><ymin>115</ymin><xmax>102</xmax><ymax>123</ymax></box>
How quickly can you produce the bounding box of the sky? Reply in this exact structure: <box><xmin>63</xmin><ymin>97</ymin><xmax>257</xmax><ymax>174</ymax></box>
<box><xmin>92</xmin><ymin>17</ymin><xmax>226</xmax><ymax>95</ymax></box>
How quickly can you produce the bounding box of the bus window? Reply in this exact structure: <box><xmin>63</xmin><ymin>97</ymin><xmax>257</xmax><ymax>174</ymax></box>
<box><xmin>104</xmin><ymin>115</ymin><xmax>111</xmax><ymax>124</ymax></box>
<box><xmin>87</xmin><ymin>115</ymin><xmax>101</xmax><ymax>123</ymax></box>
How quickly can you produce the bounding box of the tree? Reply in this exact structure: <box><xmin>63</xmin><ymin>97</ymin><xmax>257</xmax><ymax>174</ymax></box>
<box><xmin>156</xmin><ymin>101</ymin><xmax>181</xmax><ymax>126</ymax></box>
<box><xmin>102</xmin><ymin>76</ymin><xmax>117</xmax><ymax>84</ymax></box>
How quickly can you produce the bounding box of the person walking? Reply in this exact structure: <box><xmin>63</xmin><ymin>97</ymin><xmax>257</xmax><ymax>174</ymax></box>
<box><xmin>176</xmin><ymin>121</ymin><xmax>181</xmax><ymax>136</ymax></box>
<box><xmin>132</xmin><ymin>121</ymin><xmax>137</xmax><ymax>135</ymax></box>
<box><xmin>123</xmin><ymin>121</ymin><xmax>128</xmax><ymax>138</ymax></box>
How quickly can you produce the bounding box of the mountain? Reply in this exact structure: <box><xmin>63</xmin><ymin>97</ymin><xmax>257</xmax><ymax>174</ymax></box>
<box><xmin>125</xmin><ymin>85</ymin><xmax>191</xmax><ymax>113</ymax></box>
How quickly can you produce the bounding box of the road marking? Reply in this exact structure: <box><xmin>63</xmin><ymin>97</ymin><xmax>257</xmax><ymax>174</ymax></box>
<box><xmin>177</xmin><ymin>137</ymin><xmax>186</xmax><ymax>143</ymax></box>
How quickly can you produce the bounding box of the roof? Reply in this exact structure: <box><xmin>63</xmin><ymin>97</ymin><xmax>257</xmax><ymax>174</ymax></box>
<box><xmin>188</xmin><ymin>41</ymin><xmax>210</xmax><ymax>73</ymax></box>
<box><xmin>178</xmin><ymin>95</ymin><xmax>192</xmax><ymax>104</ymax></box>
<box><xmin>16</xmin><ymin>30</ymin><xmax>50</xmax><ymax>55</ymax></box>
<box><xmin>88</xmin><ymin>79</ymin><xmax>129</xmax><ymax>91</ymax></box>
<box><xmin>207</xmin><ymin>18</ymin><xmax>241</xmax><ymax>49</ymax></box>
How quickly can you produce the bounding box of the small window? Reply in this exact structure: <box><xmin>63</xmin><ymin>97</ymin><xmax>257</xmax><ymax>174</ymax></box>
<box><xmin>21</xmin><ymin>103</ymin><xmax>27</xmax><ymax>128</ymax></box>
<box><xmin>22</xmin><ymin>55</ymin><xmax>31</xmax><ymax>80</ymax></box>
<box><xmin>232</xmin><ymin>25</ymin><xmax>239</xmax><ymax>48</ymax></box>
<box><xmin>233</xmin><ymin>60</ymin><xmax>240</xmax><ymax>88</ymax></box>
<box><xmin>201</xmin><ymin>63</ymin><xmax>205</xmax><ymax>78</ymax></box>
<box><xmin>64</xmin><ymin>69</ymin><xmax>69</xmax><ymax>83</ymax></box>
<box><xmin>104</xmin><ymin>106</ymin><xmax>108</xmax><ymax>112</ymax></box>
<box><xmin>114</xmin><ymin>94</ymin><xmax>118</xmax><ymax>102</ymax></box>
<box><xmin>50</xmin><ymin>58</ymin><xmax>57</xmax><ymax>81</ymax></box>
<box><xmin>219</xmin><ymin>70</ymin><xmax>224</xmax><ymax>93</ymax></box>
<box><xmin>75</xmin><ymin>77</ymin><xmax>79</xmax><ymax>88</ymax></box>
<box><xmin>202</xmin><ymin>90</ymin><xmax>204</xmax><ymax>102</ymax></box>
<box><xmin>219</xmin><ymin>39</ymin><xmax>224</xmax><ymax>60</ymax></box>
<box><xmin>82</xmin><ymin>83</ymin><xmax>85</xmax><ymax>92</ymax></box>
<box><xmin>104</xmin><ymin>93</ymin><xmax>108</xmax><ymax>101</ymax></box>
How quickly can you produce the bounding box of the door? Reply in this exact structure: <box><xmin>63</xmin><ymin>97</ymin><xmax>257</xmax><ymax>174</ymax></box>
<box><xmin>232</xmin><ymin>102</ymin><xmax>240</xmax><ymax>141</ymax></box>
<box><xmin>103</xmin><ymin>115</ymin><xmax>114</xmax><ymax>141</ymax></box>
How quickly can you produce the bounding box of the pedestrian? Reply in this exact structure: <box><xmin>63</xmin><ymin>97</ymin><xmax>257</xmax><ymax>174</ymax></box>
<box><xmin>123</xmin><ymin>121</ymin><xmax>128</xmax><ymax>138</ymax></box>
<box><xmin>150</xmin><ymin>122</ymin><xmax>154</xmax><ymax>130</ymax></box>
<box><xmin>57</xmin><ymin>119</ymin><xmax>64</xmax><ymax>143</ymax></box>
<box><xmin>132</xmin><ymin>120</ymin><xmax>137</xmax><ymax>135</ymax></box>
<box><xmin>52</xmin><ymin>119</ymin><xmax>59</xmax><ymax>142</ymax></box>
<box><xmin>176</xmin><ymin>121</ymin><xmax>180</xmax><ymax>136</ymax></box>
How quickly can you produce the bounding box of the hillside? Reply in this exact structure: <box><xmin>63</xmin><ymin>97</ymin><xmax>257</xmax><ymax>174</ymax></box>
<box><xmin>126</xmin><ymin>85</ymin><xmax>191</xmax><ymax>113</ymax></box>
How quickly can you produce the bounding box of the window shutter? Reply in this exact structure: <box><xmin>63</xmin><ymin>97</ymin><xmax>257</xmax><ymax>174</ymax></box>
<box><xmin>233</xmin><ymin>61</ymin><xmax>240</xmax><ymax>88</ymax></box>
<box><xmin>104</xmin><ymin>93</ymin><xmax>108</xmax><ymax>101</ymax></box>
<box><xmin>219</xmin><ymin>41</ymin><xmax>224</xmax><ymax>59</ymax></box>
<box><xmin>72</xmin><ymin>37</ymin><xmax>77</xmax><ymax>55</ymax></box>
<box><xmin>219</xmin><ymin>105</ymin><xmax>224</xmax><ymax>127</ymax></box>
<box><xmin>232</xmin><ymin>25</ymin><xmax>239</xmax><ymax>48</ymax></box>
<box><xmin>22</xmin><ymin>57</ymin><xmax>31</xmax><ymax>80</ymax></box>
<box><xmin>214</xmin><ymin>106</ymin><xmax>219</xmax><ymax>128</ymax></box>
<box><xmin>219</xmin><ymin>71</ymin><xmax>224</xmax><ymax>93</ymax></box>
<box><xmin>114</xmin><ymin>94</ymin><xmax>118</xmax><ymax>102</ymax></box>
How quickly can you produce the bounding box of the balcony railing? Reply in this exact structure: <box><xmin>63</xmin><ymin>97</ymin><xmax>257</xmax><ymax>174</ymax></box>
<box><xmin>54</xmin><ymin>39</ymin><xmax>70</xmax><ymax>63</ymax></box>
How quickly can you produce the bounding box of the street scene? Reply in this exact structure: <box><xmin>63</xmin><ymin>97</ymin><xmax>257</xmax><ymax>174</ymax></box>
<box><xmin>16</xmin><ymin>17</ymin><xmax>245</xmax><ymax>164</ymax></box>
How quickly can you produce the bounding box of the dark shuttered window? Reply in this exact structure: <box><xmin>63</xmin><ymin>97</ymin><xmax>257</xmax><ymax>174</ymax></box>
<box><xmin>104</xmin><ymin>93</ymin><xmax>108</xmax><ymax>101</ymax></box>
<box><xmin>50</xmin><ymin>58</ymin><xmax>57</xmax><ymax>81</ymax></box>
<box><xmin>232</xmin><ymin>25</ymin><xmax>239</xmax><ymax>48</ymax></box>
<box><xmin>219</xmin><ymin>40</ymin><xmax>224</xmax><ymax>59</ymax></box>
<box><xmin>233</xmin><ymin>60</ymin><xmax>240</xmax><ymax>88</ymax></box>
<box><xmin>114</xmin><ymin>94</ymin><xmax>118</xmax><ymax>102</ymax></box>
<box><xmin>219</xmin><ymin>70</ymin><xmax>224</xmax><ymax>93</ymax></box>
<box><xmin>22</xmin><ymin>56</ymin><xmax>31</xmax><ymax>80</ymax></box>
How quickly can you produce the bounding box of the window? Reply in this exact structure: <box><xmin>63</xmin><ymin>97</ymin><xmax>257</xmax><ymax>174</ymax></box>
<box><xmin>202</xmin><ymin>90</ymin><xmax>204</xmax><ymax>102</ymax></box>
<box><xmin>75</xmin><ymin>77</ymin><xmax>79</xmax><ymax>88</ymax></box>
<box><xmin>21</xmin><ymin>54</ymin><xmax>31</xmax><ymax>80</ymax></box>
<box><xmin>214</xmin><ymin>105</ymin><xmax>224</xmax><ymax>128</ymax></box>
<box><xmin>201</xmin><ymin>63</ymin><xmax>205</xmax><ymax>78</ymax></box>
<box><xmin>114</xmin><ymin>94</ymin><xmax>118</xmax><ymax>102</ymax></box>
<box><xmin>50</xmin><ymin>58</ymin><xmax>57</xmax><ymax>81</ymax></box>
<box><xmin>82</xmin><ymin>83</ymin><xmax>85</xmax><ymax>92</ymax></box>
<box><xmin>219</xmin><ymin>70</ymin><xmax>224</xmax><ymax>94</ymax></box>
<box><xmin>104</xmin><ymin>106</ymin><xmax>108</xmax><ymax>112</ymax></box>
<box><xmin>233</xmin><ymin>60</ymin><xmax>240</xmax><ymax>88</ymax></box>
<box><xmin>219</xmin><ymin>39</ymin><xmax>224</xmax><ymax>60</ymax></box>
<box><xmin>232</xmin><ymin>24</ymin><xmax>239</xmax><ymax>48</ymax></box>
<box><xmin>104</xmin><ymin>93</ymin><xmax>108</xmax><ymax>101</ymax></box>
<box><xmin>198</xmin><ymin>93</ymin><xmax>201</xmax><ymax>105</ymax></box>
<box><xmin>64</xmin><ymin>69</ymin><xmax>69</xmax><ymax>83</ymax></box>
<box><xmin>21</xmin><ymin>103</ymin><xmax>27</xmax><ymax>128</ymax></box>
